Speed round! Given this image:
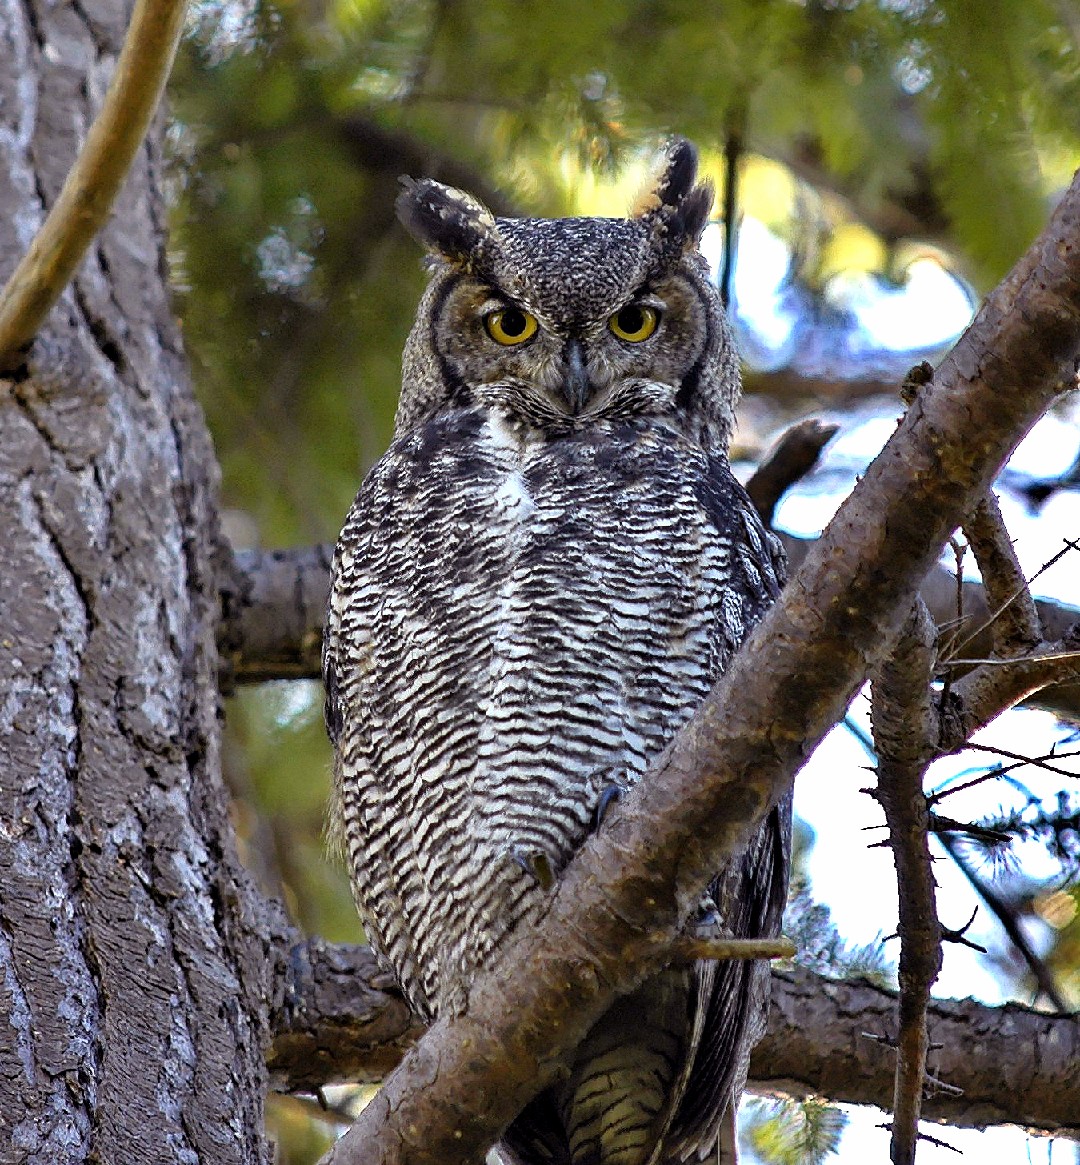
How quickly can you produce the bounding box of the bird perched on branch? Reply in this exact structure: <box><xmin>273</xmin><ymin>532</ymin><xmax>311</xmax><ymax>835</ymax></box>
<box><xmin>323</xmin><ymin>138</ymin><xmax>791</xmax><ymax>1165</ymax></box>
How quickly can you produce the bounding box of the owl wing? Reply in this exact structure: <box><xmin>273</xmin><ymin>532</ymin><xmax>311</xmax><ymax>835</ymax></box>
<box><xmin>663</xmin><ymin>462</ymin><xmax>791</xmax><ymax>1162</ymax></box>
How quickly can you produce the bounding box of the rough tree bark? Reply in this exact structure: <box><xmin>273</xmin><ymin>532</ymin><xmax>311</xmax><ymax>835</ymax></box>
<box><xmin>0</xmin><ymin>0</ymin><xmax>287</xmax><ymax>1160</ymax></box>
<box><xmin>3</xmin><ymin>0</ymin><xmax>1079</xmax><ymax>1160</ymax></box>
<box><xmin>268</xmin><ymin>942</ymin><xmax>1080</xmax><ymax>1136</ymax></box>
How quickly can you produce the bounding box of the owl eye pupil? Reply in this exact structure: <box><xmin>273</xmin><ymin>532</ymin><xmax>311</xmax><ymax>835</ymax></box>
<box><xmin>608</xmin><ymin>303</ymin><xmax>659</xmax><ymax>342</ymax></box>
<box><xmin>499</xmin><ymin>308</ymin><xmax>528</xmax><ymax>337</ymax></box>
<box><xmin>616</xmin><ymin>306</ymin><xmax>645</xmax><ymax>334</ymax></box>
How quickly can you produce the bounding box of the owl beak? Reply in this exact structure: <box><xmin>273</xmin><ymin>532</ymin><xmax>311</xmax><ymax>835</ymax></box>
<box><xmin>561</xmin><ymin>339</ymin><xmax>593</xmax><ymax>415</ymax></box>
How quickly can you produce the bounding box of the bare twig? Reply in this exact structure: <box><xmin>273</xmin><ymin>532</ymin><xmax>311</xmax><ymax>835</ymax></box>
<box><xmin>937</xmin><ymin>624</ymin><xmax>1080</xmax><ymax>750</ymax></box>
<box><xmin>959</xmin><ymin>741</ymin><xmax>1080</xmax><ymax>780</ymax></box>
<box><xmin>0</xmin><ymin>0</ymin><xmax>189</xmax><ymax>369</ymax></box>
<box><xmin>871</xmin><ymin>599</ymin><xmax>941</xmax><ymax>1165</ymax></box>
<box><xmin>671</xmin><ymin>936</ymin><xmax>796</xmax><ymax>962</ymax></box>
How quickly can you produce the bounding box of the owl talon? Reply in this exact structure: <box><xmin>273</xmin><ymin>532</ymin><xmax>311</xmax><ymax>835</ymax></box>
<box><xmin>510</xmin><ymin>847</ymin><xmax>556</xmax><ymax>891</ymax></box>
<box><xmin>594</xmin><ymin>783</ymin><xmax>624</xmax><ymax>830</ymax></box>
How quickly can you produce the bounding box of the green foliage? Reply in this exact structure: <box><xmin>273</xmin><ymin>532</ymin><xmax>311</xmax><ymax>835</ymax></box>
<box><xmin>168</xmin><ymin>0</ymin><xmax>1080</xmax><ymax>551</ymax></box>
<box><xmin>742</xmin><ymin>1096</ymin><xmax>848</xmax><ymax>1165</ymax></box>
<box><xmin>785</xmin><ymin>876</ymin><xmax>896</xmax><ymax>988</ymax></box>
<box><xmin>225</xmin><ymin>683</ymin><xmax>358</xmax><ymax>944</ymax></box>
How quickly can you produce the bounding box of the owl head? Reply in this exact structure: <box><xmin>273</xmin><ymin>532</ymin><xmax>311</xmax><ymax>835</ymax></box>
<box><xmin>394</xmin><ymin>139</ymin><xmax>739</xmax><ymax>451</ymax></box>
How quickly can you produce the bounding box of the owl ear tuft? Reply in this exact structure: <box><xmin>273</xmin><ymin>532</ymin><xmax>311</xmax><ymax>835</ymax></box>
<box><xmin>396</xmin><ymin>177</ymin><xmax>498</xmax><ymax>268</ymax></box>
<box><xmin>632</xmin><ymin>138</ymin><xmax>714</xmax><ymax>253</ymax></box>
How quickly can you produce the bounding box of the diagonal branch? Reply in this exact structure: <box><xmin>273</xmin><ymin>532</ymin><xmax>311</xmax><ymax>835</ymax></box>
<box><xmin>318</xmin><ymin>168</ymin><xmax>1080</xmax><ymax>1165</ymax></box>
<box><xmin>0</xmin><ymin>0</ymin><xmax>189</xmax><ymax>370</ymax></box>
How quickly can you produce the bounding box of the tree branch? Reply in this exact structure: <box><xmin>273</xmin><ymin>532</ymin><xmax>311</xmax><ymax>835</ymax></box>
<box><xmin>959</xmin><ymin>491</ymin><xmax>1041</xmax><ymax>654</ymax></box>
<box><xmin>316</xmin><ymin>168</ymin><xmax>1080</xmax><ymax>1165</ymax></box>
<box><xmin>218</xmin><ymin>543</ymin><xmax>334</xmax><ymax>687</ymax></box>
<box><xmin>267</xmin><ymin>941</ymin><xmax>1080</xmax><ymax>1136</ymax></box>
<box><xmin>870</xmin><ymin>601</ymin><xmax>940</xmax><ymax>1165</ymax></box>
<box><xmin>219</xmin><ymin>538</ymin><xmax>1080</xmax><ymax>719</ymax></box>
<box><xmin>744</xmin><ymin>418</ymin><xmax>839</xmax><ymax>526</ymax></box>
<box><xmin>0</xmin><ymin>0</ymin><xmax>189</xmax><ymax>370</ymax></box>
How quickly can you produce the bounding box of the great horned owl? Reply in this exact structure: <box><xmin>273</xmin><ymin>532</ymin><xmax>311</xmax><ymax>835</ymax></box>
<box><xmin>323</xmin><ymin>139</ymin><xmax>791</xmax><ymax>1165</ymax></box>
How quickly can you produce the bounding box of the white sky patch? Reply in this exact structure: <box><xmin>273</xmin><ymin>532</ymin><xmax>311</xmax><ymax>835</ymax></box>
<box><xmin>738</xmin><ymin>1102</ymin><xmax>1068</xmax><ymax>1165</ymax></box>
<box><xmin>702</xmin><ymin>218</ymin><xmax>798</xmax><ymax>354</ymax></box>
<box><xmin>833</xmin><ymin>258</ymin><xmax>974</xmax><ymax>351</ymax></box>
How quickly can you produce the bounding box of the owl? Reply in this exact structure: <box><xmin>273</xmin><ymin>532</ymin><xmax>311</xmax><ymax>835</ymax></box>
<box><xmin>323</xmin><ymin>139</ymin><xmax>791</xmax><ymax>1165</ymax></box>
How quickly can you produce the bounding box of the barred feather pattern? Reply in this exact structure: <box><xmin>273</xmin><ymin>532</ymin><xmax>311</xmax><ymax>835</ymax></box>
<box><xmin>324</xmin><ymin>405</ymin><xmax>789</xmax><ymax>1165</ymax></box>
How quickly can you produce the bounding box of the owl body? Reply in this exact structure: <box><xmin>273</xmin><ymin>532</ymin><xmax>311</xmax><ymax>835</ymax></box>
<box><xmin>324</xmin><ymin>142</ymin><xmax>790</xmax><ymax>1165</ymax></box>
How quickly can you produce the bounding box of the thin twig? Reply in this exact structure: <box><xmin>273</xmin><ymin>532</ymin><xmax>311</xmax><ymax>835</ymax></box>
<box><xmin>937</xmin><ymin>627</ymin><xmax>1080</xmax><ymax>755</ymax></box>
<box><xmin>961</xmin><ymin>741</ymin><xmax>1080</xmax><ymax>780</ymax></box>
<box><xmin>0</xmin><ymin>0</ymin><xmax>189</xmax><ymax>369</ymax></box>
<box><xmin>946</xmin><ymin>537</ymin><xmax>1080</xmax><ymax>664</ymax></box>
<box><xmin>870</xmin><ymin>599</ymin><xmax>940</xmax><ymax>1165</ymax></box>
<box><xmin>671</xmin><ymin>936</ymin><xmax>796</xmax><ymax>962</ymax></box>
<box><xmin>944</xmin><ymin>649</ymin><xmax>1080</xmax><ymax>667</ymax></box>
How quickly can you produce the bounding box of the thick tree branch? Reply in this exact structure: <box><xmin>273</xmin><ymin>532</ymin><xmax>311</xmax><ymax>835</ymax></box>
<box><xmin>267</xmin><ymin>941</ymin><xmax>1080</xmax><ymax>1136</ymax></box>
<box><xmin>870</xmin><ymin>601</ymin><xmax>940</xmax><ymax>1165</ymax></box>
<box><xmin>220</xmin><ymin>538</ymin><xmax>1080</xmax><ymax>719</ymax></box>
<box><xmin>267</xmin><ymin>940</ymin><xmax>426</xmax><ymax>1093</ymax></box>
<box><xmin>218</xmin><ymin>543</ymin><xmax>334</xmax><ymax>687</ymax></box>
<box><xmin>317</xmin><ymin>170</ymin><xmax>1080</xmax><ymax>1165</ymax></box>
<box><xmin>0</xmin><ymin>0</ymin><xmax>188</xmax><ymax>370</ymax></box>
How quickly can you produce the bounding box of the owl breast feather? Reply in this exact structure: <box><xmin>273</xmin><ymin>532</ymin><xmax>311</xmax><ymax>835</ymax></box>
<box><xmin>327</xmin><ymin>404</ymin><xmax>779</xmax><ymax>1019</ymax></box>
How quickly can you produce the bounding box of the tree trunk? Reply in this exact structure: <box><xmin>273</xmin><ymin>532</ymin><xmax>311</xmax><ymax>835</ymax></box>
<box><xmin>0</xmin><ymin>1</ymin><xmax>283</xmax><ymax>1160</ymax></box>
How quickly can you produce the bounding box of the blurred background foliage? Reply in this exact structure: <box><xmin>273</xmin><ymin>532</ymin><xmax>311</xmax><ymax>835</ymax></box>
<box><xmin>164</xmin><ymin>1</ymin><xmax>1080</xmax><ymax>1159</ymax></box>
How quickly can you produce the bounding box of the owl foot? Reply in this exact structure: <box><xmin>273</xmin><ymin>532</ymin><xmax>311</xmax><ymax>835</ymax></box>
<box><xmin>593</xmin><ymin>783</ymin><xmax>624</xmax><ymax>830</ymax></box>
<box><xmin>510</xmin><ymin>847</ymin><xmax>556</xmax><ymax>891</ymax></box>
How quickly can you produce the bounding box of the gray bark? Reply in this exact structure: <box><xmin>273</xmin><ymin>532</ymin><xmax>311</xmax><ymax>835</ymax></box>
<box><xmin>0</xmin><ymin>0</ymin><xmax>287</xmax><ymax>1160</ymax></box>
<box><xmin>268</xmin><ymin>941</ymin><xmax>1080</xmax><ymax>1137</ymax></box>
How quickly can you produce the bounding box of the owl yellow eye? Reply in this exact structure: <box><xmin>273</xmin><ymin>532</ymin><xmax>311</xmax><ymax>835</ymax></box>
<box><xmin>484</xmin><ymin>307</ymin><xmax>538</xmax><ymax>346</ymax></box>
<box><xmin>608</xmin><ymin>303</ymin><xmax>659</xmax><ymax>343</ymax></box>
